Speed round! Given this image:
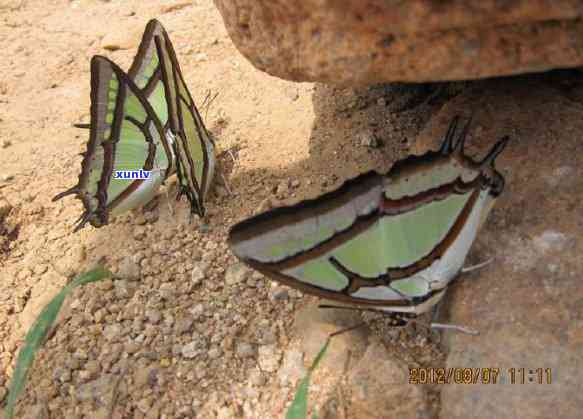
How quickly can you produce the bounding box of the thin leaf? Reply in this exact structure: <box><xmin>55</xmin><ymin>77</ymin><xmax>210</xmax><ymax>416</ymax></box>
<box><xmin>4</xmin><ymin>266</ymin><xmax>112</xmax><ymax>419</ymax></box>
<box><xmin>286</xmin><ymin>336</ymin><xmax>331</xmax><ymax>419</ymax></box>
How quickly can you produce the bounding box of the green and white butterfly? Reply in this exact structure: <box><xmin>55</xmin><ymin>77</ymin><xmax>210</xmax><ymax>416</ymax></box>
<box><xmin>228</xmin><ymin>117</ymin><xmax>508</xmax><ymax>318</ymax></box>
<box><xmin>54</xmin><ymin>19</ymin><xmax>215</xmax><ymax>231</ymax></box>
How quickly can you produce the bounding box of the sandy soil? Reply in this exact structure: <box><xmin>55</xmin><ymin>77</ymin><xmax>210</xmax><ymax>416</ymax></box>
<box><xmin>0</xmin><ymin>1</ymin><xmax>463</xmax><ymax>417</ymax></box>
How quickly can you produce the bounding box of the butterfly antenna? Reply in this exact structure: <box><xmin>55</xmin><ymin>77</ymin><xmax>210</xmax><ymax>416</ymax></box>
<box><xmin>439</xmin><ymin>116</ymin><xmax>460</xmax><ymax>155</ymax></box>
<box><xmin>453</xmin><ymin>115</ymin><xmax>473</xmax><ymax>155</ymax></box>
<box><xmin>480</xmin><ymin>136</ymin><xmax>509</xmax><ymax>168</ymax></box>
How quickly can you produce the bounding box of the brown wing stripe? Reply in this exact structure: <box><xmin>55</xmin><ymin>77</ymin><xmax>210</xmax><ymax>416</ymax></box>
<box><xmin>256</xmin><ymin>178</ymin><xmax>481</xmax><ymax>273</ymax></box>
<box><xmin>155</xmin><ymin>34</ymin><xmax>205</xmax><ymax>215</ymax></box>
<box><xmin>164</xmin><ymin>27</ymin><xmax>209</xmax><ymax>212</ymax></box>
<box><xmin>229</xmin><ymin>172</ymin><xmax>382</xmax><ymax>243</ymax></box>
<box><xmin>328</xmin><ymin>256</ymin><xmax>390</xmax><ymax>295</ymax></box>
<box><xmin>381</xmin><ymin>176</ymin><xmax>480</xmax><ymax>216</ymax></box>
<box><xmin>95</xmin><ymin>70</ymin><xmax>127</xmax><ymax>225</ymax></box>
<box><xmin>243</xmin><ymin>258</ymin><xmax>420</xmax><ymax>307</ymax></box>
<box><xmin>143</xmin><ymin>66</ymin><xmax>162</xmax><ymax>97</ymax></box>
<box><xmin>266</xmin><ymin>212</ymin><xmax>379</xmax><ymax>271</ymax></box>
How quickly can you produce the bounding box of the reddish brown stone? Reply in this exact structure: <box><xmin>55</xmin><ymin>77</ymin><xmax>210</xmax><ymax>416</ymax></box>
<box><xmin>214</xmin><ymin>0</ymin><xmax>583</xmax><ymax>84</ymax></box>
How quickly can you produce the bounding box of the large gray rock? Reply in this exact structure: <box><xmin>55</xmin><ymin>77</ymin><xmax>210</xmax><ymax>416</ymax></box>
<box><xmin>214</xmin><ymin>0</ymin><xmax>583</xmax><ymax>85</ymax></box>
<box><xmin>413</xmin><ymin>79</ymin><xmax>583</xmax><ymax>419</ymax></box>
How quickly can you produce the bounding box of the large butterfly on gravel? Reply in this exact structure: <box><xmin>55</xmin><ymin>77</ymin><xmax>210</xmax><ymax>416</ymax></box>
<box><xmin>228</xmin><ymin>117</ymin><xmax>508</xmax><ymax>316</ymax></box>
<box><xmin>54</xmin><ymin>19</ymin><xmax>215</xmax><ymax>231</ymax></box>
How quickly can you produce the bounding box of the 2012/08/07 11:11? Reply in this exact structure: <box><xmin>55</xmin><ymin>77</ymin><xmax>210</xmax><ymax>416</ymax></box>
<box><xmin>408</xmin><ymin>367</ymin><xmax>553</xmax><ymax>384</ymax></box>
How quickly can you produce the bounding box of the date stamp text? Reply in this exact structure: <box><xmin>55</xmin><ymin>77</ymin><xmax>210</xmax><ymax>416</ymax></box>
<box><xmin>409</xmin><ymin>368</ymin><xmax>553</xmax><ymax>384</ymax></box>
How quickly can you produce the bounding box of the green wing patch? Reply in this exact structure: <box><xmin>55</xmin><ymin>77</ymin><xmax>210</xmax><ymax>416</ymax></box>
<box><xmin>53</xmin><ymin>56</ymin><xmax>170</xmax><ymax>231</ymax></box>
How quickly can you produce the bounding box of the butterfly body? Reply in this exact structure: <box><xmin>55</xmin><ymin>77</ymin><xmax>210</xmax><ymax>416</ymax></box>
<box><xmin>229</xmin><ymin>117</ymin><xmax>508</xmax><ymax>314</ymax></box>
<box><xmin>55</xmin><ymin>20</ymin><xmax>215</xmax><ymax>231</ymax></box>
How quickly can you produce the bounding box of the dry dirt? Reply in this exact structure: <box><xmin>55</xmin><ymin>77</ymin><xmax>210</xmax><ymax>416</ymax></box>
<box><xmin>0</xmin><ymin>0</ymin><xmax>444</xmax><ymax>417</ymax></box>
<box><xmin>0</xmin><ymin>1</ymin><xmax>531</xmax><ymax>418</ymax></box>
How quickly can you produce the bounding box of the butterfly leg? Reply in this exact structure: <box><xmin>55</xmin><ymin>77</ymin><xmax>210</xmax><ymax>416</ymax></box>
<box><xmin>219</xmin><ymin>171</ymin><xmax>233</xmax><ymax>196</ymax></box>
<box><xmin>422</xmin><ymin>299</ymin><xmax>479</xmax><ymax>335</ymax></box>
<box><xmin>429</xmin><ymin>322</ymin><xmax>479</xmax><ymax>335</ymax></box>
<box><xmin>329</xmin><ymin>321</ymin><xmax>368</xmax><ymax>337</ymax></box>
<box><xmin>461</xmin><ymin>257</ymin><xmax>494</xmax><ymax>274</ymax></box>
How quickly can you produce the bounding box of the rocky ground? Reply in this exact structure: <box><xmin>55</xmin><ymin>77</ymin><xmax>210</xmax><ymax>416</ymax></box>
<box><xmin>1</xmin><ymin>1</ymin><xmax>583</xmax><ymax>418</ymax></box>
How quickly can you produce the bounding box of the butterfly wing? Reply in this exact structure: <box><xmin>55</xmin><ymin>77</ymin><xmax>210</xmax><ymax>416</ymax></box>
<box><xmin>54</xmin><ymin>56</ymin><xmax>171</xmax><ymax>231</ymax></box>
<box><xmin>138</xmin><ymin>19</ymin><xmax>215</xmax><ymax>217</ymax></box>
<box><xmin>228</xmin><ymin>118</ymin><xmax>508</xmax><ymax>314</ymax></box>
<box><xmin>127</xmin><ymin>20</ymin><xmax>175</xmax><ymax>176</ymax></box>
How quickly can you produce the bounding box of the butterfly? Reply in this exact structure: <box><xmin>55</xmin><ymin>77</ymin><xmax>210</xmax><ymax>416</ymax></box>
<box><xmin>54</xmin><ymin>19</ymin><xmax>215</xmax><ymax>231</ymax></box>
<box><xmin>228</xmin><ymin>117</ymin><xmax>508</xmax><ymax>316</ymax></box>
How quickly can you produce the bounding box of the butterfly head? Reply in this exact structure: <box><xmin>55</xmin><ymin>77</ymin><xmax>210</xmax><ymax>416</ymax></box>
<box><xmin>478</xmin><ymin>136</ymin><xmax>508</xmax><ymax>197</ymax></box>
<box><xmin>387</xmin><ymin>116</ymin><xmax>509</xmax><ymax>200</ymax></box>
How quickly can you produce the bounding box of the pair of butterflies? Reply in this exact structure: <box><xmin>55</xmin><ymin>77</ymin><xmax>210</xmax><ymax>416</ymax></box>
<box><xmin>229</xmin><ymin>117</ymin><xmax>508</xmax><ymax>316</ymax></box>
<box><xmin>55</xmin><ymin>19</ymin><xmax>215</xmax><ymax>231</ymax></box>
<box><xmin>56</xmin><ymin>20</ymin><xmax>509</xmax><ymax>318</ymax></box>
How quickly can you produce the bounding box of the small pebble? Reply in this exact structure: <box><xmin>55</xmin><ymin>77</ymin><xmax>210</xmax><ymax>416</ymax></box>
<box><xmin>145</xmin><ymin>309</ymin><xmax>162</xmax><ymax>324</ymax></box>
<box><xmin>194</xmin><ymin>52</ymin><xmax>208</xmax><ymax>62</ymax></box>
<box><xmin>208</xmin><ymin>347</ymin><xmax>222</xmax><ymax>360</ymax></box>
<box><xmin>0</xmin><ymin>174</ymin><xmax>14</xmax><ymax>183</ymax></box>
<box><xmin>103</xmin><ymin>324</ymin><xmax>122</xmax><ymax>341</ymax></box>
<box><xmin>191</xmin><ymin>263</ymin><xmax>209</xmax><ymax>285</ymax></box>
<box><xmin>357</xmin><ymin>129</ymin><xmax>380</xmax><ymax>148</ymax></box>
<box><xmin>190</xmin><ymin>304</ymin><xmax>205</xmax><ymax>319</ymax></box>
<box><xmin>270</xmin><ymin>287</ymin><xmax>289</xmax><ymax>301</ymax></box>
<box><xmin>175</xmin><ymin>317</ymin><xmax>194</xmax><ymax>335</ymax></box>
<box><xmin>257</xmin><ymin>345</ymin><xmax>281</xmax><ymax>372</ymax></box>
<box><xmin>182</xmin><ymin>340</ymin><xmax>204</xmax><ymax>359</ymax></box>
<box><xmin>133</xmin><ymin>226</ymin><xmax>147</xmax><ymax>241</ymax></box>
<box><xmin>275</xmin><ymin>181</ymin><xmax>289</xmax><ymax>198</ymax></box>
<box><xmin>236</xmin><ymin>342</ymin><xmax>255</xmax><ymax>358</ymax></box>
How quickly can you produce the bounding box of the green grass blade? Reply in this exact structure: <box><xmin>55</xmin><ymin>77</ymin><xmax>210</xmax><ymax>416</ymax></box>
<box><xmin>4</xmin><ymin>266</ymin><xmax>112</xmax><ymax>419</ymax></box>
<box><xmin>285</xmin><ymin>336</ymin><xmax>331</xmax><ymax>419</ymax></box>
